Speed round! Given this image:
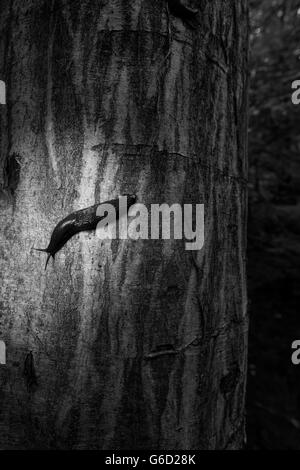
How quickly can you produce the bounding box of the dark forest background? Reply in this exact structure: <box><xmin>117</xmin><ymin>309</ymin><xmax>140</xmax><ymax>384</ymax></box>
<box><xmin>247</xmin><ymin>0</ymin><xmax>300</xmax><ymax>449</ymax></box>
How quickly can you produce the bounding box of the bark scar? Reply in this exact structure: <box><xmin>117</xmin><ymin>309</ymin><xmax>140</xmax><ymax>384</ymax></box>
<box><xmin>144</xmin><ymin>336</ymin><xmax>201</xmax><ymax>360</ymax></box>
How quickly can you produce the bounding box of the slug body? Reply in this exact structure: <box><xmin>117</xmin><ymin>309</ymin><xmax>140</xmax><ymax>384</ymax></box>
<box><xmin>167</xmin><ymin>0</ymin><xmax>199</xmax><ymax>29</ymax></box>
<box><xmin>35</xmin><ymin>194</ymin><xmax>137</xmax><ymax>269</ymax></box>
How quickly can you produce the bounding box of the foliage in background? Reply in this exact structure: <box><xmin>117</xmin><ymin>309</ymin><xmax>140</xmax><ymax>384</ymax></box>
<box><xmin>247</xmin><ymin>0</ymin><xmax>300</xmax><ymax>449</ymax></box>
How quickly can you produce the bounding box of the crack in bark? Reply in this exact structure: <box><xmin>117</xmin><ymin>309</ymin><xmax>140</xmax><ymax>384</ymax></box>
<box><xmin>144</xmin><ymin>335</ymin><xmax>201</xmax><ymax>360</ymax></box>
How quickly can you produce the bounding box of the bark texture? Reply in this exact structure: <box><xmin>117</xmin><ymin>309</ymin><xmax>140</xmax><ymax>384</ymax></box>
<box><xmin>0</xmin><ymin>0</ymin><xmax>249</xmax><ymax>449</ymax></box>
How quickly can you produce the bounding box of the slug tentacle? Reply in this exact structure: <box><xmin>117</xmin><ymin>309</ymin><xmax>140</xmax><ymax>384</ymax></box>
<box><xmin>34</xmin><ymin>194</ymin><xmax>137</xmax><ymax>270</ymax></box>
<box><xmin>44</xmin><ymin>253</ymin><xmax>53</xmax><ymax>270</ymax></box>
<box><xmin>33</xmin><ymin>248</ymin><xmax>53</xmax><ymax>270</ymax></box>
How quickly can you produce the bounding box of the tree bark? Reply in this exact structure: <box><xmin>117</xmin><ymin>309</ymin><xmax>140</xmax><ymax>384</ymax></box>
<box><xmin>0</xmin><ymin>0</ymin><xmax>249</xmax><ymax>450</ymax></box>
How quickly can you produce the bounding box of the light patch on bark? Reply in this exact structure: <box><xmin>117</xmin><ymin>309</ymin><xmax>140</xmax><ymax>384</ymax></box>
<box><xmin>77</xmin><ymin>132</ymin><xmax>101</xmax><ymax>304</ymax></box>
<box><xmin>45</xmin><ymin>7</ymin><xmax>61</xmax><ymax>189</ymax></box>
<box><xmin>99</xmin><ymin>149</ymin><xmax>121</xmax><ymax>199</ymax></box>
<box><xmin>56</xmin><ymin>129</ymin><xmax>102</xmax><ymax>428</ymax></box>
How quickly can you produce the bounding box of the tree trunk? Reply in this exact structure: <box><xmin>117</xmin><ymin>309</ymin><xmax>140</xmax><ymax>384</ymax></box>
<box><xmin>0</xmin><ymin>0</ymin><xmax>249</xmax><ymax>450</ymax></box>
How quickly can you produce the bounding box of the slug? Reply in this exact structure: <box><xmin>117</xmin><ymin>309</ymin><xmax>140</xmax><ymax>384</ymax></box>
<box><xmin>167</xmin><ymin>0</ymin><xmax>199</xmax><ymax>29</ymax></box>
<box><xmin>34</xmin><ymin>194</ymin><xmax>137</xmax><ymax>269</ymax></box>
